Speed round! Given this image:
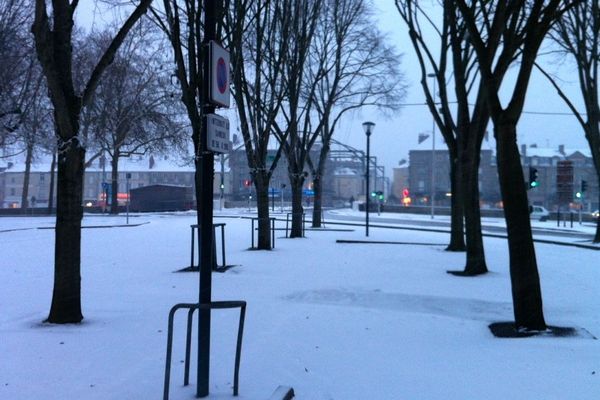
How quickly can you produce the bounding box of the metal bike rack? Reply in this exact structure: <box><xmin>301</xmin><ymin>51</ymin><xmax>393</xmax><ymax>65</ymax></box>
<box><xmin>285</xmin><ymin>212</ymin><xmax>306</xmax><ymax>237</ymax></box>
<box><xmin>189</xmin><ymin>223</ymin><xmax>227</xmax><ymax>270</ymax></box>
<box><xmin>250</xmin><ymin>217</ymin><xmax>276</xmax><ymax>249</ymax></box>
<box><xmin>163</xmin><ymin>300</ymin><xmax>247</xmax><ymax>399</ymax></box>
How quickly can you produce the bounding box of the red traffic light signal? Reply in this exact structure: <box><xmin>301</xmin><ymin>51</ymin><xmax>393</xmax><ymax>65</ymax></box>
<box><xmin>243</xmin><ymin>179</ymin><xmax>252</xmax><ymax>187</ymax></box>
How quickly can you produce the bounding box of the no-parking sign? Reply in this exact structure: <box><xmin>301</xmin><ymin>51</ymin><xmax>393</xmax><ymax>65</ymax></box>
<box><xmin>209</xmin><ymin>41</ymin><xmax>230</xmax><ymax>108</ymax></box>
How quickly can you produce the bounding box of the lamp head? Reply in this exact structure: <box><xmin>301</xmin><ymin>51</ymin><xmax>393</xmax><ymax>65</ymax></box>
<box><xmin>362</xmin><ymin>121</ymin><xmax>375</xmax><ymax>136</ymax></box>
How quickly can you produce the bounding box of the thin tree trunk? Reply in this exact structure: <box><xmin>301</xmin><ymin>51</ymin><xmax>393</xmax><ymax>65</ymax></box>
<box><xmin>254</xmin><ymin>171</ymin><xmax>272</xmax><ymax>250</ymax></box>
<box><xmin>585</xmin><ymin>124</ymin><xmax>600</xmax><ymax>243</ymax></box>
<box><xmin>595</xmin><ymin>188</ymin><xmax>600</xmax><ymax>243</ymax></box>
<box><xmin>21</xmin><ymin>144</ymin><xmax>34</xmax><ymax>210</ymax></box>
<box><xmin>47</xmin><ymin>146</ymin><xmax>85</xmax><ymax>323</ymax></box>
<box><xmin>110</xmin><ymin>152</ymin><xmax>119</xmax><ymax>214</ymax></box>
<box><xmin>312</xmin><ymin>174</ymin><xmax>323</xmax><ymax>228</ymax></box>
<box><xmin>446</xmin><ymin>154</ymin><xmax>465</xmax><ymax>251</ymax></box>
<box><xmin>47</xmin><ymin>151</ymin><xmax>56</xmax><ymax>214</ymax></box>
<box><xmin>496</xmin><ymin>123</ymin><xmax>546</xmax><ymax>331</ymax></box>
<box><xmin>289</xmin><ymin>176</ymin><xmax>304</xmax><ymax>238</ymax></box>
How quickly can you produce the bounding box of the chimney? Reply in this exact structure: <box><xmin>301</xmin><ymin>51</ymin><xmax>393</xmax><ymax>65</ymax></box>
<box><xmin>149</xmin><ymin>155</ymin><xmax>155</xmax><ymax>170</ymax></box>
<box><xmin>520</xmin><ymin>144</ymin><xmax>526</xmax><ymax>156</ymax></box>
<box><xmin>558</xmin><ymin>144</ymin><xmax>565</xmax><ymax>155</ymax></box>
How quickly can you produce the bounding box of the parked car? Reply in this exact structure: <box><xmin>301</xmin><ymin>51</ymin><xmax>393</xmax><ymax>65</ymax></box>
<box><xmin>529</xmin><ymin>205</ymin><xmax>550</xmax><ymax>221</ymax></box>
<box><xmin>591</xmin><ymin>210</ymin><xmax>599</xmax><ymax>218</ymax></box>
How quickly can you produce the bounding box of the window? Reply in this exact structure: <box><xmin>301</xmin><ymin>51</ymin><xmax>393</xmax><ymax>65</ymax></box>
<box><xmin>10</xmin><ymin>188</ymin><xmax>16</xmax><ymax>196</ymax></box>
<box><xmin>39</xmin><ymin>174</ymin><xmax>45</xmax><ymax>182</ymax></box>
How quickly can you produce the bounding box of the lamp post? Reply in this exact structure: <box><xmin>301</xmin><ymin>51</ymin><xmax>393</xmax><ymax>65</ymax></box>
<box><xmin>363</xmin><ymin>121</ymin><xmax>375</xmax><ymax>236</ymax></box>
<box><xmin>427</xmin><ymin>72</ymin><xmax>437</xmax><ymax>219</ymax></box>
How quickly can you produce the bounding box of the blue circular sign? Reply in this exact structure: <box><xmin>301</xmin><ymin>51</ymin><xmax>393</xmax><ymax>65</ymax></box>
<box><xmin>217</xmin><ymin>57</ymin><xmax>227</xmax><ymax>94</ymax></box>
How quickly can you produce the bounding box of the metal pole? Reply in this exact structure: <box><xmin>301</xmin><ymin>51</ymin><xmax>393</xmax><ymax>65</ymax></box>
<box><xmin>429</xmin><ymin>73</ymin><xmax>436</xmax><ymax>219</ymax></box>
<box><xmin>197</xmin><ymin>1</ymin><xmax>219</xmax><ymax>396</ymax></box>
<box><xmin>220</xmin><ymin>154</ymin><xmax>225</xmax><ymax>211</ymax></box>
<box><xmin>126</xmin><ymin>175</ymin><xmax>130</xmax><ymax>225</ymax></box>
<box><xmin>365</xmin><ymin>132</ymin><xmax>370</xmax><ymax>237</ymax></box>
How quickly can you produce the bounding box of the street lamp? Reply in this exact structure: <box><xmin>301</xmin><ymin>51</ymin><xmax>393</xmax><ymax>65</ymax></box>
<box><xmin>363</xmin><ymin>121</ymin><xmax>375</xmax><ymax>236</ymax></box>
<box><xmin>427</xmin><ymin>72</ymin><xmax>437</xmax><ymax>219</ymax></box>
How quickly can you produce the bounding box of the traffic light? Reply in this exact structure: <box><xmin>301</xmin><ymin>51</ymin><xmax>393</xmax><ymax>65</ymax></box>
<box><xmin>371</xmin><ymin>191</ymin><xmax>377</xmax><ymax>198</ymax></box>
<box><xmin>243</xmin><ymin>179</ymin><xmax>251</xmax><ymax>187</ymax></box>
<box><xmin>576</xmin><ymin>191</ymin><xmax>582</xmax><ymax>199</ymax></box>
<box><xmin>581</xmin><ymin>180</ymin><xmax>588</xmax><ymax>193</ymax></box>
<box><xmin>377</xmin><ymin>191</ymin><xmax>384</xmax><ymax>201</ymax></box>
<box><xmin>529</xmin><ymin>167</ymin><xmax>539</xmax><ymax>188</ymax></box>
<box><xmin>220</xmin><ymin>183</ymin><xmax>224</xmax><ymax>190</ymax></box>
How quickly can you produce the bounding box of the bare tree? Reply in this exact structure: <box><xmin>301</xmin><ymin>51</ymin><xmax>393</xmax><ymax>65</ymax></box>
<box><xmin>0</xmin><ymin>0</ymin><xmax>37</xmax><ymax>151</ymax></box>
<box><xmin>307</xmin><ymin>0</ymin><xmax>405</xmax><ymax>228</ymax></box>
<box><xmin>538</xmin><ymin>0</ymin><xmax>600</xmax><ymax>242</ymax></box>
<box><xmin>86</xmin><ymin>25</ymin><xmax>186</xmax><ymax>213</ymax></box>
<box><xmin>454</xmin><ymin>0</ymin><xmax>582</xmax><ymax>331</ymax></box>
<box><xmin>32</xmin><ymin>0</ymin><xmax>153</xmax><ymax>324</ymax></box>
<box><xmin>225</xmin><ymin>0</ymin><xmax>289</xmax><ymax>249</ymax></box>
<box><xmin>396</xmin><ymin>0</ymin><xmax>489</xmax><ymax>274</ymax></box>
<box><xmin>19</xmin><ymin>69</ymin><xmax>54</xmax><ymax>210</ymax></box>
<box><xmin>271</xmin><ymin>0</ymin><xmax>324</xmax><ymax>238</ymax></box>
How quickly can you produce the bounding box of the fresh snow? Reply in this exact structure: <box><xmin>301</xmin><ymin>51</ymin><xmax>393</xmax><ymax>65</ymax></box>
<box><xmin>1</xmin><ymin>210</ymin><xmax>599</xmax><ymax>399</ymax></box>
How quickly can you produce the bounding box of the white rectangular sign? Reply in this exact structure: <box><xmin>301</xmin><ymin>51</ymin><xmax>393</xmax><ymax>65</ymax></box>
<box><xmin>206</xmin><ymin>113</ymin><xmax>231</xmax><ymax>153</ymax></box>
<box><xmin>209</xmin><ymin>41</ymin><xmax>230</xmax><ymax>108</ymax></box>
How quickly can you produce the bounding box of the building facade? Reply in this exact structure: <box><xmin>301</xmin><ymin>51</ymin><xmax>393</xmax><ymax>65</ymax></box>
<box><xmin>404</xmin><ymin>138</ymin><xmax>598</xmax><ymax>211</ymax></box>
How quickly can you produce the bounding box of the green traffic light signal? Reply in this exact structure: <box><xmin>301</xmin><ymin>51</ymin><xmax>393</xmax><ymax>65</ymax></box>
<box><xmin>529</xmin><ymin>167</ymin><xmax>539</xmax><ymax>188</ymax></box>
<box><xmin>371</xmin><ymin>191</ymin><xmax>377</xmax><ymax>197</ymax></box>
<box><xmin>576</xmin><ymin>191</ymin><xmax>582</xmax><ymax>199</ymax></box>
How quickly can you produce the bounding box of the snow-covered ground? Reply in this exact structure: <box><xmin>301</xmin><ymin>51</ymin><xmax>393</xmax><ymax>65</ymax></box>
<box><xmin>1</xmin><ymin>210</ymin><xmax>599</xmax><ymax>399</ymax></box>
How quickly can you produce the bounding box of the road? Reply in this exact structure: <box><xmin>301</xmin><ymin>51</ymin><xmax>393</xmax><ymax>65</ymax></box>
<box><xmin>323</xmin><ymin>209</ymin><xmax>596</xmax><ymax>242</ymax></box>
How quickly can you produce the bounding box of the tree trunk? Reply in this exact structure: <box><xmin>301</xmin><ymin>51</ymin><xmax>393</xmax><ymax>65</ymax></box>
<box><xmin>21</xmin><ymin>143</ymin><xmax>34</xmax><ymax>210</ymax></box>
<box><xmin>47</xmin><ymin>145</ymin><xmax>85</xmax><ymax>323</ymax></box>
<box><xmin>289</xmin><ymin>176</ymin><xmax>304</xmax><ymax>238</ymax></box>
<box><xmin>461</xmin><ymin>137</ymin><xmax>487</xmax><ymax>275</ymax></box>
<box><xmin>110</xmin><ymin>152</ymin><xmax>119</xmax><ymax>214</ymax></box>
<box><xmin>595</xmin><ymin>188</ymin><xmax>600</xmax><ymax>243</ymax></box>
<box><xmin>47</xmin><ymin>151</ymin><xmax>56</xmax><ymax>214</ymax></box>
<box><xmin>446</xmin><ymin>154</ymin><xmax>466</xmax><ymax>251</ymax></box>
<box><xmin>311</xmin><ymin>174</ymin><xmax>323</xmax><ymax>228</ymax></box>
<box><xmin>254</xmin><ymin>171</ymin><xmax>272</xmax><ymax>249</ymax></box>
<box><xmin>496</xmin><ymin>123</ymin><xmax>546</xmax><ymax>331</ymax></box>
<box><xmin>585</xmin><ymin>124</ymin><xmax>600</xmax><ymax>243</ymax></box>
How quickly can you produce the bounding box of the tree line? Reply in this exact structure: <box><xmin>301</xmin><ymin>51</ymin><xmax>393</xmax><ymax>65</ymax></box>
<box><xmin>1</xmin><ymin>0</ymin><xmax>403</xmax><ymax>323</ymax></box>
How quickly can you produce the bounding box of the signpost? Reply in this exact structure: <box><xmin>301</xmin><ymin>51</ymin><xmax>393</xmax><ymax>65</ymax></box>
<box><xmin>209</xmin><ymin>40</ymin><xmax>230</xmax><ymax>108</ymax></box>
<box><xmin>206</xmin><ymin>114</ymin><xmax>231</xmax><ymax>153</ymax></box>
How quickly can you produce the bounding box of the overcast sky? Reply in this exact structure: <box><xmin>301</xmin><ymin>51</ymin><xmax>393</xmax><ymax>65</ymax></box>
<box><xmin>74</xmin><ymin>1</ymin><xmax>590</xmax><ymax>175</ymax></box>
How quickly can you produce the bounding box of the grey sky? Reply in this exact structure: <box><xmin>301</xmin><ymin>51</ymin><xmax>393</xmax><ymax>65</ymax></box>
<box><xmin>335</xmin><ymin>0</ymin><xmax>587</xmax><ymax>175</ymax></box>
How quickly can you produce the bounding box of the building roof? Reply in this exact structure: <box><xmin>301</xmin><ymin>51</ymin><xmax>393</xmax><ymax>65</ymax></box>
<box><xmin>0</xmin><ymin>153</ymin><xmax>231</xmax><ymax>174</ymax></box>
